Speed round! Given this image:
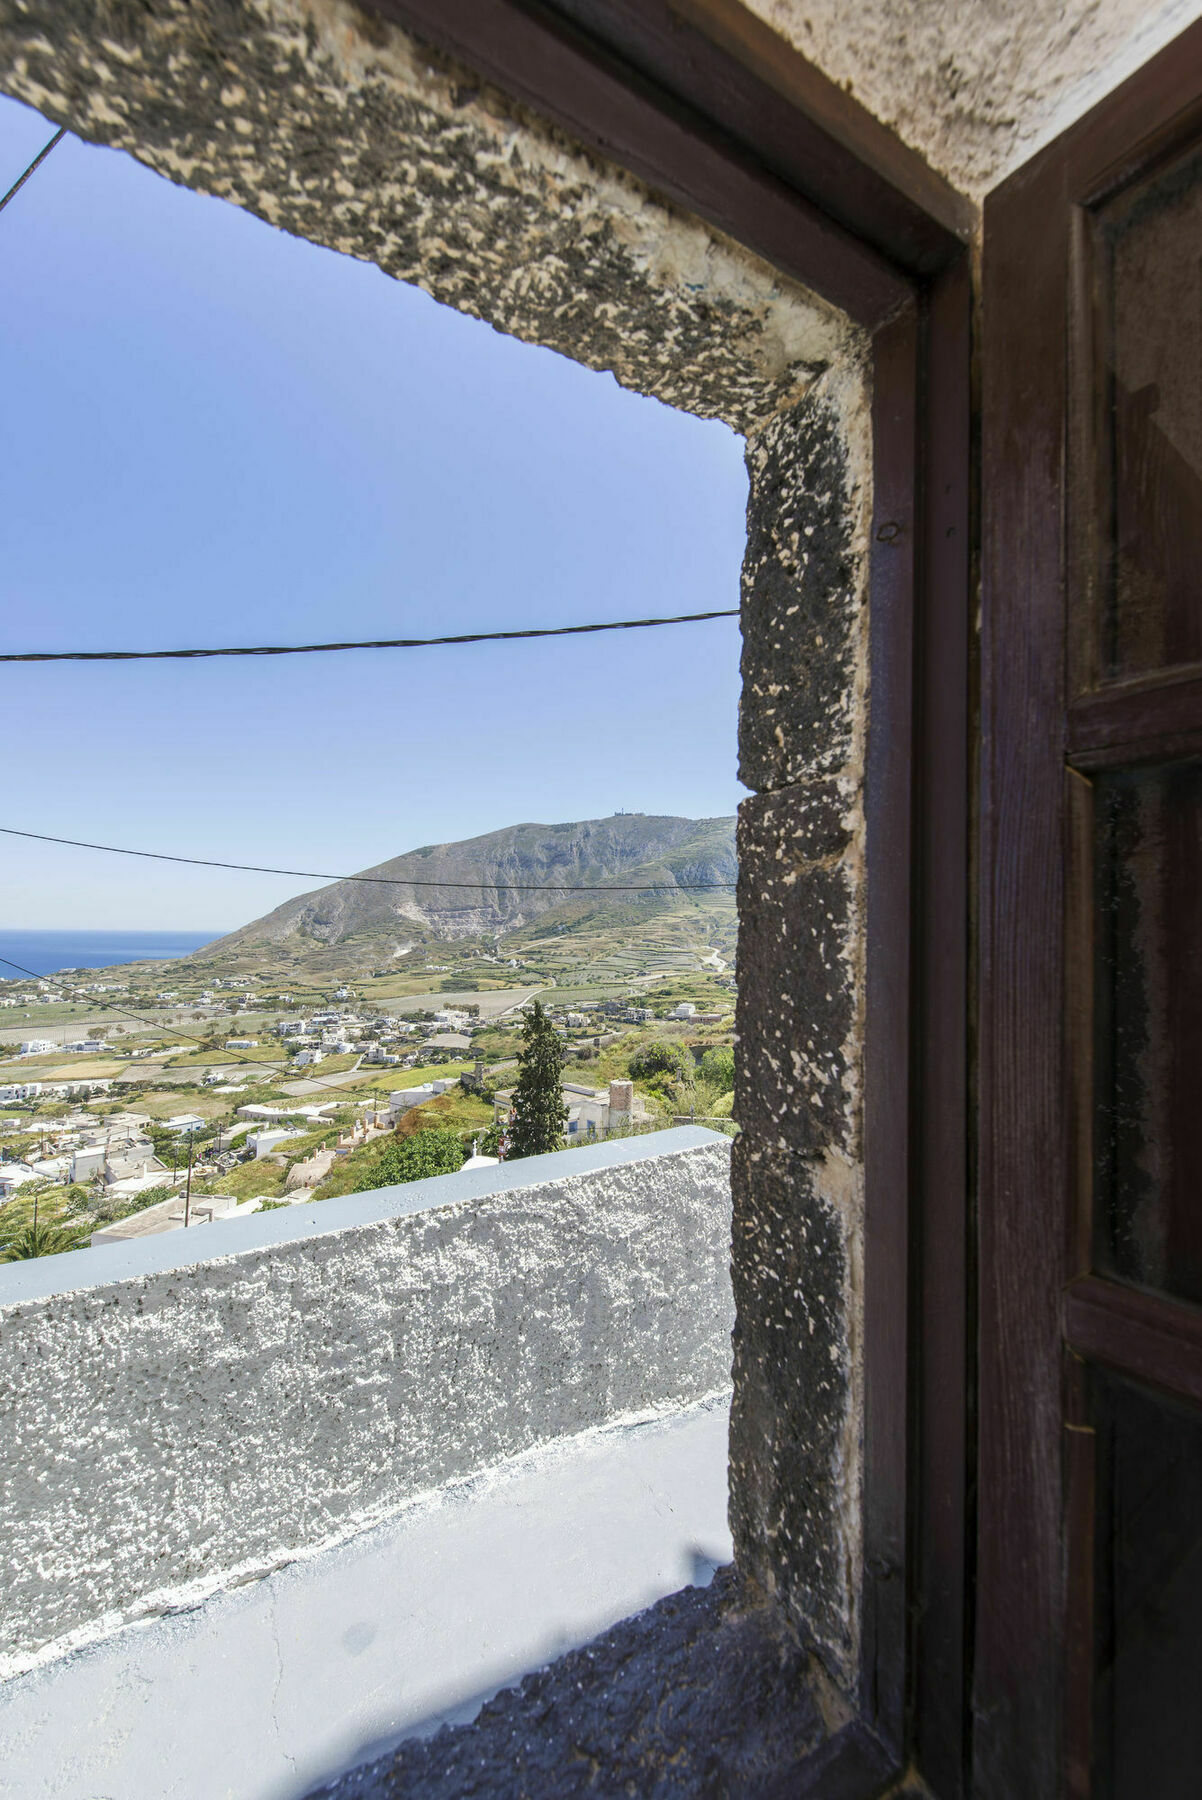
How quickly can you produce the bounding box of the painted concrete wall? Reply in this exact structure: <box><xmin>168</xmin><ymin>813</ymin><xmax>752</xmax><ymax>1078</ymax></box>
<box><xmin>0</xmin><ymin>1398</ymin><xmax>732</xmax><ymax>1800</ymax></box>
<box><xmin>745</xmin><ymin>0</ymin><xmax>1202</xmax><ymax>198</ymax></box>
<box><xmin>0</xmin><ymin>1128</ymin><xmax>732</xmax><ymax>1677</ymax></box>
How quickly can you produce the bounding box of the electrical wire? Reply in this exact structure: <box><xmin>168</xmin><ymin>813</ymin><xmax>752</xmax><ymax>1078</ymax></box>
<box><xmin>0</xmin><ymin>609</ymin><xmax>739</xmax><ymax>664</ymax></box>
<box><xmin>0</xmin><ymin>825</ymin><xmax>738</xmax><ymax>890</ymax></box>
<box><xmin>0</xmin><ymin>126</ymin><xmax>66</xmax><ymax>217</ymax></box>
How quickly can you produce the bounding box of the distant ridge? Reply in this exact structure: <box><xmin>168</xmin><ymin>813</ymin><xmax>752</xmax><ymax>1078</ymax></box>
<box><xmin>191</xmin><ymin>814</ymin><xmax>737</xmax><ymax>963</ymax></box>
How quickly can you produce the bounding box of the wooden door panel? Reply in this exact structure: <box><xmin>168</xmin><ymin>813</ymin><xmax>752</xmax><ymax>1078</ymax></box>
<box><xmin>1065</xmin><ymin>1276</ymin><xmax>1202</xmax><ymax>1408</ymax></box>
<box><xmin>980</xmin><ymin>22</ymin><xmax>1202</xmax><ymax>1798</ymax></box>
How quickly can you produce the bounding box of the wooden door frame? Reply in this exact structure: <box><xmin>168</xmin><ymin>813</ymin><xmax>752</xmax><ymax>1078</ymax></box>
<box><xmin>360</xmin><ymin>2</ymin><xmax>974</xmax><ymax>1790</ymax></box>
<box><xmin>977</xmin><ymin>19</ymin><xmax>1202</xmax><ymax>1796</ymax></box>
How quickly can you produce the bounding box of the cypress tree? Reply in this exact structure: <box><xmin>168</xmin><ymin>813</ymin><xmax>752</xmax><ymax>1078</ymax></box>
<box><xmin>507</xmin><ymin>1000</ymin><xmax>568</xmax><ymax>1158</ymax></box>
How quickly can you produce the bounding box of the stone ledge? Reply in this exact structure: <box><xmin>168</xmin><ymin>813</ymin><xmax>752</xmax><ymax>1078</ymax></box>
<box><xmin>307</xmin><ymin>1567</ymin><xmax>830</xmax><ymax>1800</ymax></box>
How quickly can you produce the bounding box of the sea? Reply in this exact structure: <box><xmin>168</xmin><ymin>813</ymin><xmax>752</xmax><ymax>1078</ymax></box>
<box><xmin>0</xmin><ymin>929</ymin><xmax>219</xmax><ymax>980</ymax></box>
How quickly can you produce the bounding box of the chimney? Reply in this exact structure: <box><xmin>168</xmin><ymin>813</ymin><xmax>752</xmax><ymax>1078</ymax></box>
<box><xmin>608</xmin><ymin>1080</ymin><xmax>633</xmax><ymax>1117</ymax></box>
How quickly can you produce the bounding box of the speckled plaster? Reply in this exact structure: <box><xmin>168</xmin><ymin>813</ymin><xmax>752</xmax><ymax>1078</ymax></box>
<box><xmin>732</xmin><ymin>358</ymin><xmax>870</xmax><ymax>1675</ymax></box>
<box><xmin>743</xmin><ymin>0</ymin><xmax>1202</xmax><ymax>199</ymax></box>
<box><xmin>739</xmin><ymin>367</ymin><xmax>872</xmax><ymax>791</ymax></box>
<box><xmin>0</xmin><ymin>1137</ymin><xmax>732</xmax><ymax>1676</ymax></box>
<box><xmin>0</xmin><ymin>0</ymin><xmax>875</xmax><ymax>1706</ymax></box>
<box><xmin>0</xmin><ymin>0</ymin><xmax>852</xmax><ymax>436</ymax></box>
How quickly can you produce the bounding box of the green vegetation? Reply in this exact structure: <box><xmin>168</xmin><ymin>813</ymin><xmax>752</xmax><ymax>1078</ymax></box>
<box><xmin>629</xmin><ymin>1042</ymin><xmax>693</xmax><ymax>1083</ymax></box>
<box><xmin>0</xmin><ymin>1216</ymin><xmax>89</xmax><ymax>1260</ymax></box>
<box><xmin>352</xmin><ymin>1129</ymin><xmax>466</xmax><ymax>1191</ymax></box>
<box><xmin>395</xmin><ymin>1088</ymin><xmax>494</xmax><ymax>1140</ymax></box>
<box><xmin>698</xmin><ymin>1045</ymin><xmax>735</xmax><ymax>1090</ymax></box>
<box><xmin>507</xmin><ymin>1001</ymin><xmax>568</xmax><ymax>1159</ymax></box>
<box><xmin>203</xmin><ymin>1157</ymin><xmax>287</xmax><ymax>1202</ymax></box>
<box><xmin>171</xmin><ymin>1045</ymin><xmax>284</xmax><ymax>1069</ymax></box>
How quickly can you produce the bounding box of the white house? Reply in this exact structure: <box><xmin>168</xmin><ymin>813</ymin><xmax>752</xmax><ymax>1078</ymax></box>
<box><xmin>90</xmin><ymin>1189</ymin><xmax>256</xmax><ymax>1245</ymax></box>
<box><xmin>388</xmin><ymin>1081</ymin><xmax>453</xmax><ymax>1122</ymax></box>
<box><xmin>69</xmin><ymin>1146</ymin><xmax>106</xmax><ymax>1184</ymax></box>
<box><xmin>248</xmin><ymin>1127</ymin><xmax>305</xmax><ymax>1160</ymax></box>
<box><xmin>0</xmin><ymin>1082</ymin><xmax>42</xmax><ymax>1104</ymax></box>
<box><xmin>163</xmin><ymin>1114</ymin><xmax>206</xmax><ymax>1136</ymax></box>
<box><xmin>19</xmin><ymin>1040</ymin><xmax>57</xmax><ymax>1056</ymax></box>
<box><xmin>226</xmin><ymin>1038</ymin><xmax>259</xmax><ymax>1049</ymax></box>
<box><xmin>495</xmin><ymin>1079</ymin><xmax>646</xmax><ymax>1142</ymax></box>
<box><xmin>0</xmin><ymin>1163</ymin><xmax>39</xmax><ymax>1199</ymax></box>
<box><xmin>293</xmin><ymin>1049</ymin><xmax>324</xmax><ymax>1068</ymax></box>
<box><xmin>672</xmin><ymin>1003</ymin><xmax>697</xmax><ymax>1020</ymax></box>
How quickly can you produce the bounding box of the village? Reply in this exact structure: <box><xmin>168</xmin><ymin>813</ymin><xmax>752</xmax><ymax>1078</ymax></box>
<box><xmin>0</xmin><ymin>978</ymin><xmax>737</xmax><ymax>1258</ymax></box>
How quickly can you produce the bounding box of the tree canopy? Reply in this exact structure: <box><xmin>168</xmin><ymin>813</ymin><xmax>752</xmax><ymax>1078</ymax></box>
<box><xmin>0</xmin><ymin>1216</ymin><xmax>89</xmax><ymax>1261</ymax></box>
<box><xmin>507</xmin><ymin>1001</ymin><xmax>567</xmax><ymax>1159</ymax></box>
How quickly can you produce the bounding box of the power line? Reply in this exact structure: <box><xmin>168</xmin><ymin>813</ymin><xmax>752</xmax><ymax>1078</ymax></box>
<box><xmin>0</xmin><ymin>825</ymin><xmax>738</xmax><ymax>891</ymax></box>
<box><xmin>0</xmin><ymin>609</ymin><xmax>739</xmax><ymax>665</ymax></box>
<box><xmin>0</xmin><ymin>126</ymin><xmax>66</xmax><ymax>217</ymax></box>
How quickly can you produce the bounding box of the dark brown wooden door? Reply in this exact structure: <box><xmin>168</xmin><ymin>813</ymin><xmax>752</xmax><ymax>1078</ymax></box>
<box><xmin>979</xmin><ymin>25</ymin><xmax>1202</xmax><ymax>1800</ymax></box>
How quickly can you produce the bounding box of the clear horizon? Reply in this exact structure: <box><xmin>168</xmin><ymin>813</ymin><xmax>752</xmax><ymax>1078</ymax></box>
<box><xmin>0</xmin><ymin>99</ymin><xmax>748</xmax><ymax>932</ymax></box>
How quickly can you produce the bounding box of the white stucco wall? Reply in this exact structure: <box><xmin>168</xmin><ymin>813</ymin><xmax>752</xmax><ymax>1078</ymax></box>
<box><xmin>0</xmin><ymin>1397</ymin><xmax>732</xmax><ymax>1800</ymax></box>
<box><xmin>0</xmin><ymin>1128</ymin><xmax>732</xmax><ymax>1678</ymax></box>
<box><xmin>743</xmin><ymin>0</ymin><xmax>1202</xmax><ymax>196</ymax></box>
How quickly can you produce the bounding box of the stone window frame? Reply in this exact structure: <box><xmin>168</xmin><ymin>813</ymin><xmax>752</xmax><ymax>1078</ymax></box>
<box><xmin>0</xmin><ymin>1</ymin><xmax>973</xmax><ymax>1789</ymax></box>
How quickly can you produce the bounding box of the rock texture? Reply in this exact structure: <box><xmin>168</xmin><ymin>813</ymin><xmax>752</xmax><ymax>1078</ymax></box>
<box><xmin>306</xmin><ymin>1569</ymin><xmax>831</xmax><ymax>1800</ymax></box>
<box><xmin>732</xmin><ymin>364</ymin><xmax>869</xmax><ymax>1674</ymax></box>
<box><xmin>0</xmin><ymin>0</ymin><xmax>851</xmax><ymax>435</ymax></box>
<box><xmin>200</xmin><ymin>813</ymin><xmax>737</xmax><ymax>952</ymax></box>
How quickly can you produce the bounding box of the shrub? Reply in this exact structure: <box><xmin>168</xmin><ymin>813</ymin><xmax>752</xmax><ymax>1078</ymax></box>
<box><xmin>116</xmin><ymin>1184</ymin><xmax>177</xmax><ymax>1217</ymax></box>
<box><xmin>477</xmin><ymin>1120</ymin><xmax>504</xmax><ymax>1158</ymax></box>
<box><xmin>698</xmin><ymin>1046</ymin><xmax>735</xmax><ymax>1090</ymax></box>
<box><xmin>352</xmin><ymin>1128</ymin><xmax>466</xmax><ymax>1191</ymax></box>
<box><xmin>629</xmin><ymin>1042</ymin><xmax>692</xmax><ymax>1083</ymax></box>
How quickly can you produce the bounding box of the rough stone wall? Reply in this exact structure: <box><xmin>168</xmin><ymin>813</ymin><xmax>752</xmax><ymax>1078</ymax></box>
<box><xmin>732</xmin><ymin>366</ymin><xmax>871</xmax><ymax>1675</ymax></box>
<box><xmin>306</xmin><ymin>1570</ymin><xmax>832</xmax><ymax>1800</ymax></box>
<box><xmin>0</xmin><ymin>0</ymin><xmax>849</xmax><ymax>435</ymax></box>
<box><xmin>0</xmin><ymin>1136</ymin><xmax>732</xmax><ymax>1676</ymax></box>
<box><xmin>0</xmin><ymin>0</ymin><xmax>874</xmax><ymax>1696</ymax></box>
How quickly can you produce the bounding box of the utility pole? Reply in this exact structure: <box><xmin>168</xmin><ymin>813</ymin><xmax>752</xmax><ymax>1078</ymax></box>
<box><xmin>183</xmin><ymin>1131</ymin><xmax>194</xmax><ymax>1229</ymax></box>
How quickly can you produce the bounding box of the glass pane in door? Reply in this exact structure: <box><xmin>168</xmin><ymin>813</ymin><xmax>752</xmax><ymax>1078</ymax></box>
<box><xmin>1091</xmin><ymin>1368</ymin><xmax>1202</xmax><ymax>1799</ymax></box>
<box><xmin>1094</xmin><ymin>144</ymin><xmax>1202</xmax><ymax>678</ymax></box>
<box><xmin>1093</xmin><ymin>758</ymin><xmax>1202</xmax><ymax>1303</ymax></box>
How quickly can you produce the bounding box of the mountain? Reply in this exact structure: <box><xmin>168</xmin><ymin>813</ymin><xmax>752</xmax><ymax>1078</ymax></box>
<box><xmin>188</xmin><ymin>815</ymin><xmax>737</xmax><ymax>975</ymax></box>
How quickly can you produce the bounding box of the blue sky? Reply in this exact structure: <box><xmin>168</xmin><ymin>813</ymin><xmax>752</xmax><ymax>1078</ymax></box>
<box><xmin>0</xmin><ymin>97</ymin><xmax>748</xmax><ymax>931</ymax></box>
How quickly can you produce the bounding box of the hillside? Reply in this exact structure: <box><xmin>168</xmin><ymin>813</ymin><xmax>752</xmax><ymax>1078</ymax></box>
<box><xmin>182</xmin><ymin>814</ymin><xmax>737</xmax><ymax>986</ymax></box>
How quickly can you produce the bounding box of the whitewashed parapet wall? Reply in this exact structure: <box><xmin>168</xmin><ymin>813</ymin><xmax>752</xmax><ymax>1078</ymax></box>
<box><xmin>0</xmin><ymin>1129</ymin><xmax>732</xmax><ymax>1677</ymax></box>
<box><xmin>0</xmin><ymin>0</ymin><xmax>873</xmax><ymax>1688</ymax></box>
